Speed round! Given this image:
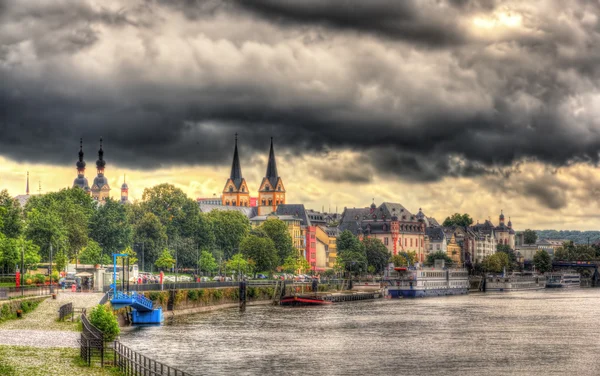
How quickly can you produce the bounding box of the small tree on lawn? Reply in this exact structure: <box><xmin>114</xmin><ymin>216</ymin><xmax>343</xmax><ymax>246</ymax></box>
<box><xmin>155</xmin><ymin>248</ymin><xmax>175</xmax><ymax>271</ymax></box>
<box><xmin>89</xmin><ymin>304</ymin><xmax>120</xmax><ymax>342</ymax></box>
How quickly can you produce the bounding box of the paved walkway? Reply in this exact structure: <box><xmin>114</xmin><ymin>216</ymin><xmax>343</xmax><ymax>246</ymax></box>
<box><xmin>0</xmin><ymin>292</ymin><xmax>103</xmax><ymax>348</ymax></box>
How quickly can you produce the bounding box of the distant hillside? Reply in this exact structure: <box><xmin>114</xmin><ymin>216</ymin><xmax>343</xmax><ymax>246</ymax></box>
<box><xmin>535</xmin><ymin>230</ymin><xmax>600</xmax><ymax>245</ymax></box>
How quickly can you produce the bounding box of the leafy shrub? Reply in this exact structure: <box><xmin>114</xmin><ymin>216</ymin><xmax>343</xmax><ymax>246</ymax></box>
<box><xmin>174</xmin><ymin>290</ymin><xmax>186</xmax><ymax>306</ymax></box>
<box><xmin>187</xmin><ymin>290</ymin><xmax>198</xmax><ymax>301</ymax></box>
<box><xmin>25</xmin><ymin>279</ymin><xmax>33</xmax><ymax>285</ymax></box>
<box><xmin>247</xmin><ymin>287</ymin><xmax>258</xmax><ymax>299</ymax></box>
<box><xmin>212</xmin><ymin>289</ymin><xmax>223</xmax><ymax>300</ymax></box>
<box><xmin>148</xmin><ymin>292</ymin><xmax>160</xmax><ymax>302</ymax></box>
<box><xmin>34</xmin><ymin>274</ymin><xmax>45</xmax><ymax>284</ymax></box>
<box><xmin>0</xmin><ymin>304</ymin><xmax>11</xmax><ymax>320</ymax></box>
<box><xmin>89</xmin><ymin>304</ymin><xmax>120</xmax><ymax>342</ymax></box>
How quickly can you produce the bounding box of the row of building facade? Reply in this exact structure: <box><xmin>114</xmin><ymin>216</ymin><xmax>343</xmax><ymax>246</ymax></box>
<box><xmin>198</xmin><ymin>136</ymin><xmax>519</xmax><ymax>271</ymax></box>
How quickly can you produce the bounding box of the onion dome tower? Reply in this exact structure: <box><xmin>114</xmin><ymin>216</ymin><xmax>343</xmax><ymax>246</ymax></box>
<box><xmin>91</xmin><ymin>138</ymin><xmax>110</xmax><ymax>201</ymax></box>
<box><xmin>222</xmin><ymin>133</ymin><xmax>250</xmax><ymax>207</ymax></box>
<box><xmin>72</xmin><ymin>138</ymin><xmax>91</xmax><ymax>193</ymax></box>
<box><xmin>258</xmin><ymin>137</ymin><xmax>285</xmax><ymax>215</ymax></box>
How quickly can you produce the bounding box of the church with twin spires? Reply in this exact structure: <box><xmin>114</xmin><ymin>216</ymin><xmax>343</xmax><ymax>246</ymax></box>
<box><xmin>222</xmin><ymin>135</ymin><xmax>286</xmax><ymax>215</ymax></box>
<box><xmin>72</xmin><ymin>138</ymin><xmax>129</xmax><ymax>203</ymax></box>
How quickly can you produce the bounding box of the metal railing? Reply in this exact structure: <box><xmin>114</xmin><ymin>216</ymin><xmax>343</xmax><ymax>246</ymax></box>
<box><xmin>102</xmin><ymin>279</ymin><xmax>348</xmax><ymax>293</ymax></box>
<box><xmin>80</xmin><ymin>313</ymin><xmax>105</xmax><ymax>366</ymax></box>
<box><xmin>113</xmin><ymin>341</ymin><xmax>190</xmax><ymax>376</ymax></box>
<box><xmin>3</xmin><ymin>285</ymin><xmax>54</xmax><ymax>299</ymax></box>
<box><xmin>58</xmin><ymin>302</ymin><xmax>73</xmax><ymax>321</ymax></box>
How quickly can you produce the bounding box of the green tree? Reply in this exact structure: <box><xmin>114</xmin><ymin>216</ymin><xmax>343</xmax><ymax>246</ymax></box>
<box><xmin>89</xmin><ymin>304</ymin><xmax>120</xmax><ymax>342</ymax></box>
<box><xmin>336</xmin><ymin>230</ymin><xmax>367</xmax><ymax>276</ymax></box>
<box><xmin>226</xmin><ymin>253</ymin><xmax>250</xmax><ymax>276</ymax></box>
<box><xmin>392</xmin><ymin>251</ymin><xmax>417</xmax><ymax>267</ymax></box>
<box><xmin>207</xmin><ymin>210</ymin><xmax>251</xmax><ymax>259</ymax></box>
<box><xmin>260</xmin><ymin>218</ymin><xmax>294</xmax><ymax>265</ymax></box>
<box><xmin>533</xmin><ymin>249</ymin><xmax>552</xmax><ymax>273</ymax></box>
<box><xmin>155</xmin><ymin>248</ymin><xmax>175</xmax><ymax>270</ymax></box>
<box><xmin>199</xmin><ymin>250</ymin><xmax>218</xmax><ymax>275</ymax></box>
<box><xmin>117</xmin><ymin>246</ymin><xmax>138</xmax><ymax>266</ymax></box>
<box><xmin>89</xmin><ymin>198</ymin><xmax>132</xmax><ymax>258</ymax></box>
<box><xmin>23</xmin><ymin>208</ymin><xmax>67</xmax><ymax>262</ymax></box>
<box><xmin>79</xmin><ymin>240</ymin><xmax>110</xmax><ymax>266</ymax></box>
<box><xmin>54</xmin><ymin>249</ymin><xmax>68</xmax><ymax>273</ymax></box>
<box><xmin>131</xmin><ymin>212</ymin><xmax>167</xmax><ymax>272</ymax></box>
<box><xmin>523</xmin><ymin>229</ymin><xmax>538</xmax><ymax>245</ymax></box>
<box><xmin>239</xmin><ymin>234</ymin><xmax>278</xmax><ymax>274</ymax></box>
<box><xmin>482</xmin><ymin>252</ymin><xmax>510</xmax><ymax>273</ymax></box>
<box><xmin>281</xmin><ymin>254</ymin><xmax>310</xmax><ymax>274</ymax></box>
<box><xmin>425</xmin><ymin>251</ymin><xmax>453</xmax><ymax>267</ymax></box>
<box><xmin>362</xmin><ymin>238</ymin><xmax>391</xmax><ymax>274</ymax></box>
<box><xmin>0</xmin><ymin>190</ymin><xmax>23</xmax><ymax>238</ymax></box>
<box><xmin>442</xmin><ymin>213</ymin><xmax>473</xmax><ymax>227</ymax></box>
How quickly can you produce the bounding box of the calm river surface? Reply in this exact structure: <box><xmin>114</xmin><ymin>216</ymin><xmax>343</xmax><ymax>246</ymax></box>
<box><xmin>121</xmin><ymin>289</ymin><xmax>600</xmax><ymax>375</ymax></box>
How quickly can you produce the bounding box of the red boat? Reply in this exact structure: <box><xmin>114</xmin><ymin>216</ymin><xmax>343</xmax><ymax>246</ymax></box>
<box><xmin>279</xmin><ymin>295</ymin><xmax>332</xmax><ymax>306</ymax></box>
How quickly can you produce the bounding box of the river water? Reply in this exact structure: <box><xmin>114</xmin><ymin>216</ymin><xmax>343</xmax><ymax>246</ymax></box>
<box><xmin>121</xmin><ymin>289</ymin><xmax>600</xmax><ymax>376</ymax></box>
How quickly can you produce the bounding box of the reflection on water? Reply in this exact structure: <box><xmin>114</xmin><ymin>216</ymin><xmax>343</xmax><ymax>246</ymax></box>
<box><xmin>121</xmin><ymin>289</ymin><xmax>600</xmax><ymax>376</ymax></box>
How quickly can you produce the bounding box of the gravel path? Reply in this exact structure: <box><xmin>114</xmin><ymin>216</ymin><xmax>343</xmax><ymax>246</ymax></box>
<box><xmin>0</xmin><ymin>292</ymin><xmax>104</xmax><ymax>348</ymax></box>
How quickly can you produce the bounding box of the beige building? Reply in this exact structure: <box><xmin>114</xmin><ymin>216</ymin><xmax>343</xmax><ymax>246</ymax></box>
<box><xmin>338</xmin><ymin>202</ymin><xmax>427</xmax><ymax>263</ymax></box>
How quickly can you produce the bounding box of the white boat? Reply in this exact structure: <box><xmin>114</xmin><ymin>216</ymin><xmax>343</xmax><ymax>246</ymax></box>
<box><xmin>383</xmin><ymin>263</ymin><xmax>469</xmax><ymax>298</ymax></box>
<box><xmin>484</xmin><ymin>272</ymin><xmax>546</xmax><ymax>292</ymax></box>
<box><xmin>545</xmin><ymin>271</ymin><xmax>581</xmax><ymax>288</ymax></box>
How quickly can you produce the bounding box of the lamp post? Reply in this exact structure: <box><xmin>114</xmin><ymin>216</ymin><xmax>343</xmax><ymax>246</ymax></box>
<box><xmin>49</xmin><ymin>243</ymin><xmax>54</xmax><ymax>294</ymax></box>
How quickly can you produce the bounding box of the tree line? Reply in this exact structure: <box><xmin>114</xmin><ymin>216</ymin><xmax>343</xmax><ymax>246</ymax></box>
<box><xmin>0</xmin><ymin>184</ymin><xmax>303</xmax><ymax>277</ymax></box>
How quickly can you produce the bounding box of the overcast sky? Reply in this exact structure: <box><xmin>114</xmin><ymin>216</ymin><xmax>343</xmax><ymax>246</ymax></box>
<box><xmin>2</xmin><ymin>0</ymin><xmax>600</xmax><ymax>230</ymax></box>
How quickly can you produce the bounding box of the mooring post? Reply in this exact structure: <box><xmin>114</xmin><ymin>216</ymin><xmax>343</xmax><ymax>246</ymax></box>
<box><xmin>239</xmin><ymin>279</ymin><xmax>247</xmax><ymax>312</ymax></box>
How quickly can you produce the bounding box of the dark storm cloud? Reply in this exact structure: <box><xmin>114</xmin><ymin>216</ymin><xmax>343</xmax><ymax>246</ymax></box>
<box><xmin>2</xmin><ymin>0</ymin><xmax>600</xmax><ymax>198</ymax></box>
<box><xmin>234</xmin><ymin>0</ymin><xmax>470</xmax><ymax>47</ymax></box>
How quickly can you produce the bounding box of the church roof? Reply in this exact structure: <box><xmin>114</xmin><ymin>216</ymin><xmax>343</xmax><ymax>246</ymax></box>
<box><xmin>73</xmin><ymin>176</ymin><xmax>90</xmax><ymax>190</ymax></box>
<box><xmin>199</xmin><ymin>203</ymin><xmax>257</xmax><ymax>219</ymax></box>
<box><xmin>229</xmin><ymin>135</ymin><xmax>244</xmax><ymax>190</ymax></box>
<box><xmin>265</xmin><ymin>137</ymin><xmax>279</xmax><ymax>189</ymax></box>
<box><xmin>93</xmin><ymin>175</ymin><xmax>109</xmax><ymax>189</ymax></box>
<box><xmin>14</xmin><ymin>194</ymin><xmax>30</xmax><ymax>207</ymax></box>
<box><xmin>96</xmin><ymin>138</ymin><xmax>106</xmax><ymax>169</ymax></box>
<box><xmin>275</xmin><ymin>204</ymin><xmax>311</xmax><ymax>226</ymax></box>
<box><xmin>426</xmin><ymin>227</ymin><xmax>446</xmax><ymax>242</ymax></box>
<box><xmin>76</xmin><ymin>138</ymin><xmax>86</xmax><ymax>170</ymax></box>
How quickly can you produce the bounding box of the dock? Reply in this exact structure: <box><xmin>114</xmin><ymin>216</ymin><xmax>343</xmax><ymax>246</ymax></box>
<box><xmin>280</xmin><ymin>290</ymin><xmax>382</xmax><ymax>306</ymax></box>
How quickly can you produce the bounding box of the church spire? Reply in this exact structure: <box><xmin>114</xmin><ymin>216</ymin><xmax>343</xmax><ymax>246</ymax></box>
<box><xmin>26</xmin><ymin>171</ymin><xmax>29</xmax><ymax>195</ymax></box>
<box><xmin>265</xmin><ymin>137</ymin><xmax>278</xmax><ymax>186</ymax></box>
<box><xmin>96</xmin><ymin>137</ymin><xmax>106</xmax><ymax>174</ymax></box>
<box><xmin>229</xmin><ymin>133</ymin><xmax>242</xmax><ymax>185</ymax></box>
<box><xmin>76</xmin><ymin>138</ymin><xmax>86</xmax><ymax>174</ymax></box>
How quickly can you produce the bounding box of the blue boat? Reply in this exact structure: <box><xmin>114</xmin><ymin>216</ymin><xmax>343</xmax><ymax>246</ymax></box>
<box><xmin>383</xmin><ymin>263</ymin><xmax>469</xmax><ymax>298</ymax></box>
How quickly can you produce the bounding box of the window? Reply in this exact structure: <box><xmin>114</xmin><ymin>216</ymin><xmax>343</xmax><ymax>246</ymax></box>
<box><xmin>384</xmin><ymin>237</ymin><xmax>389</xmax><ymax>246</ymax></box>
<box><xmin>268</xmin><ymin>199</ymin><xmax>273</xmax><ymax>205</ymax></box>
<box><xmin>311</xmin><ymin>234</ymin><xmax>316</xmax><ymax>239</ymax></box>
<box><xmin>311</xmin><ymin>242</ymin><xmax>316</xmax><ymax>248</ymax></box>
<box><xmin>410</xmin><ymin>239</ymin><xmax>413</xmax><ymax>247</ymax></box>
<box><xmin>404</xmin><ymin>239</ymin><xmax>407</xmax><ymax>246</ymax></box>
<box><xmin>436</xmin><ymin>244</ymin><xmax>440</xmax><ymax>250</ymax></box>
<box><xmin>229</xmin><ymin>187</ymin><xmax>233</xmax><ymax>192</ymax></box>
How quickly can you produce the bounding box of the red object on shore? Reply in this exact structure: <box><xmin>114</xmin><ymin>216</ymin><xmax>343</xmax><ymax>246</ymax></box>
<box><xmin>280</xmin><ymin>296</ymin><xmax>332</xmax><ymax>306</ymax></box>
<box><xmin>159</xmin><ymin>271</ymin><xmax>164</xmax><ymax>285</ymax></box>
<box><xmin>15</xmin><ymin>271</ymin><xmax>20</xmax><ymax>288</ymax></box>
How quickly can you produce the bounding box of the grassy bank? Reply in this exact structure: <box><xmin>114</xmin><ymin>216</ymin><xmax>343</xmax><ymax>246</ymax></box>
<box><xmin>0</xmin><ymin>346</ymin><xmax>123</xmax><ymax>376</ymax></box>
<box><xmin>0</xmin><ymin>297</ymin><xmax>46</xmax><ymax>323</ymax></box>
